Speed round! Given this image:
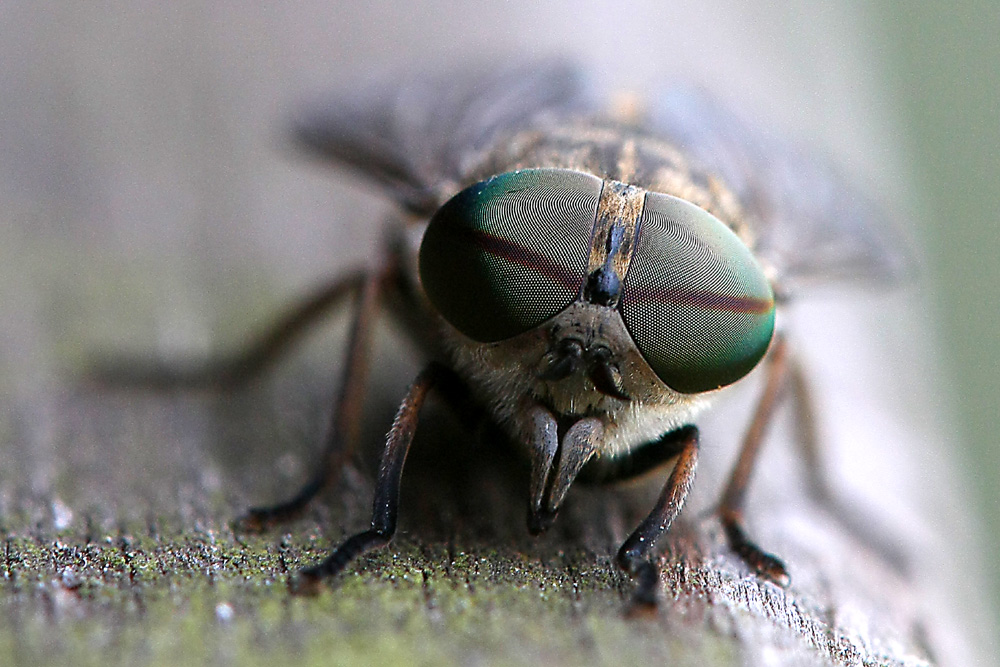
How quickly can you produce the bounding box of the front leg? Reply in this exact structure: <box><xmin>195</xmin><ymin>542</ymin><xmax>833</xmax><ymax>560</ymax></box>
<box><xmin>290</xmin><ymin>362</ymin><xmax>452</xmax><ymax>595</ymax></box>
<box><xmin>616</xmin><ymin>426</ymin><xmax>699</xmax><ymax>609</ymax></box>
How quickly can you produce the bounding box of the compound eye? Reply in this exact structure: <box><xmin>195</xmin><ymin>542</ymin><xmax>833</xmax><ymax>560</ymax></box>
<box><xmin>620</xmin><ymin>193</ymin><xmax>775</xmax><ymax>393</ymax></box>
<box><xmin>419</xmin><ymin>169</ymin><xmax>600</xmax><ymax>342</ymax></box>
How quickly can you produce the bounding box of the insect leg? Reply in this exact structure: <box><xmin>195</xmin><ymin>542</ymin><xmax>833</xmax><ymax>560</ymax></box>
<box><xmin>89</xmin><ymin>270</ymin><xmax>367</xmax><ymax>389</ymax></box>
<box><xmin>290</xmin><ymin>362</ymin><xmax>450</xmax><ymax>594</ymax></box>
<box><xmin>616</xmin><ymin>426</ymin><xmax>699</xmax><ymax>608</ymax></box>
<box><xmin>237</xmin><ymin>266</ymin><xmax>385</xmax><ymax>531</ymax></box>
<box><xmin>787</xmin><ymin>354</ymin><xmax>911</xmax><ymax>572</ymax></box>
<box><xmin>578</xmin><ymin>425</ymin><xmax>697</xmax><ymax>484</ymax></box>
<box><xmin>717</xmin><ymin>334</ymin><xmax>791</xmax><ymax>586</ymax></box>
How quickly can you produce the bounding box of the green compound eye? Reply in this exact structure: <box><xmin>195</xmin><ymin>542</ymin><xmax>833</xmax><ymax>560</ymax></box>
<box><xmin>419</xmin><ymin>169</ymin><xmax>601</xmax><ymax>342</ymax></box>
<box><xmin>620</xmin><ymin>193</ymin><xmax>775</xmax><ymax>394</ymax></box>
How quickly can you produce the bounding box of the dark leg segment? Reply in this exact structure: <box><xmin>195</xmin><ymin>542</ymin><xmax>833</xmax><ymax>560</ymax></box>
<box><xmin>616</xmin><ymin>426</ymin><xmax>699</xmax><ymax>608</ymax></box>
<box><xmin>90</xmin><ymin>271</ymin><xmax>367</xmax><ymax>389</ymax></box>
<box><xmin>718</xmin><ymin>334</ymin><xmax>791</xmax><ymax>586</ymax></box>
<box><xmin>579</xmin><ymin>424</ymin><xmax>696</xmax><ymax>484</ymax></box>
<box><xmin>237</xmin><ymin>267</ymin><xmax>385</xmax><ymax>531</ymax></box>
<box><xmin>291</xmin><ymin>363</ymin><xmax>447</xmax><ymax>594</ymax></box>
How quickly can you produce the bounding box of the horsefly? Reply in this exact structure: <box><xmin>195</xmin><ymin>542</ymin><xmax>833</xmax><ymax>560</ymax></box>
<box><xmin>99</xmin><ymin>62</ymin><xmax>902</xmax><ymax>608</ymax></box>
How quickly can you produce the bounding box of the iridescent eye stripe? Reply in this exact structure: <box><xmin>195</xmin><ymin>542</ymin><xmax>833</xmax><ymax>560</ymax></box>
<box><xmin>463</xmin><ymin>227</ymin><xmax>584</xmax><ymax>294</ymax></box>
<box><xmin>623</xmin><ymin>286</ymin><xmax>774</xmax><ymax>315</ymax></box>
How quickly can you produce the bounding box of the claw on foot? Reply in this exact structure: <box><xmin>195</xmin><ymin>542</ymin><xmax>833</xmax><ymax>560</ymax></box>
<box><xmin>232</xmin><ymin>510</ymin><xmax>269</xmax><ymax>534</ymax></box>
<box><xmin>288</xmin><ymin>568</ymin><xmax>324</xmax><ymax>596</ymax></box>
<box><xmin>723</xmin><ymin>518</ymin><xmax>790</xmax><ymax>587</ymax></box>
<box><xmin>733</xmin><ymin>542</ymin><xmax>790</xmax><ymax>586</ymax></box>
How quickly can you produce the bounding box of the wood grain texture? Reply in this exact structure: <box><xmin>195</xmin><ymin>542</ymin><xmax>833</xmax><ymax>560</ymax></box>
<box><xmin>0</xmin><ymin>293</ymin><xmax>990</xmax><ymax>666</ymax></box>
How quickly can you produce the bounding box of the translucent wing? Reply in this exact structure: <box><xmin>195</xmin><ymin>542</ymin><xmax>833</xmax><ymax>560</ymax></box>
<box><xmin>647</xmin><ymin>85</ymin><xmax>911</xmax><ymax>291</ymax></box>
<box><xmin>295</xmin><ymin>63</ymin><xmax>907</xmax><ymax>291</ymax></box>
<box><xmin>294</xmin><ymin>60</ymin><xmax>590</xmax><ymax>216</ymax></box>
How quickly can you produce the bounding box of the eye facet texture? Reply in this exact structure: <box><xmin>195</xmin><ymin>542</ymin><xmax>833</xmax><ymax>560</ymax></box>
<box><xmin>620</xmin><ymin>193</ymin><xmax>775</xmax><ymax>393</ymax></box>
<box><xmin>420</xmin><ymin>169</ymin><xmax>774</xmax><ymax>394</ymax></box>
<box><xmin>419</xmin><ymin>169</ymin><xmax>600</xmax><ymax>342</ymax></box>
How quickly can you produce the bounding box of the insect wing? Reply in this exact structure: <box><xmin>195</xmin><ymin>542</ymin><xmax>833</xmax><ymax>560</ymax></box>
<box><xmin>648</xmin><ymin>85</ymin><xmax>911</xmax><ymax>291</ymax></box>
<box><xmin>293</xmin><ymin>65</ymin><xmax>907</xmax><ymax>291</ymax></box>
<box><xmin>293</xmin><ymin>61</ymin><xmax>590</xmax><ymax>215</ymax></box>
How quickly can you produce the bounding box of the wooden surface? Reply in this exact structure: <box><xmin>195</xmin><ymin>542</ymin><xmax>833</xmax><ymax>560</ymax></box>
<box><xmin>0</xmin><ymin>290</ymin><xmax>991</xmax><ymax>666</ymax></box>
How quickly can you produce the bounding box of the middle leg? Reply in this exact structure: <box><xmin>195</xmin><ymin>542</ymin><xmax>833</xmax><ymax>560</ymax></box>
<box><xmin>237</xmin><ymin>265</ymin><xmax>386</xmax><ymax>531</ymax></box>
<box><xmin>615</xmin><ymin>426</ymin><xmax>700</xmax><ymax>609</ymax></box>
<box><xmin>717</xmin><ymin>334</ymin><xmax>791</xmax><ymax>586</ymax></box>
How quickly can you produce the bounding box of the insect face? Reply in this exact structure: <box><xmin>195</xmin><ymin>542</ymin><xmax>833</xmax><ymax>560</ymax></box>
<box><xmin>418</xmin><ymin>167</ymin><xmax>776</xmax><ymax>398</ymax></box>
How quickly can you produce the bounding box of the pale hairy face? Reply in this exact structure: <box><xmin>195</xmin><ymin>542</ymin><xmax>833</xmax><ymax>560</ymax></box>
<box><xmin>442</xmin><ymin>301</ymin><xmax>712</xmax><ymax>461</ymax></box>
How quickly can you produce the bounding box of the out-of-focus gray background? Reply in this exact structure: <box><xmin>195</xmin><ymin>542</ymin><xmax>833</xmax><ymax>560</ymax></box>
<box><xmin>0</xmin><ymin>0</ymin><xmax>997</xmax><ymax>653</ymax></box>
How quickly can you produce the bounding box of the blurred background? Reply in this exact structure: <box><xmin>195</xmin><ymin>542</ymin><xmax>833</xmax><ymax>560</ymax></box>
<box><xmin>0</xmin><ymin>0</ymin><xmax>996</xmax><ymax>650</ymax></box>
<box><xmin>872</xmin><ymin>3</ymin><xmax>1000</xmax><ymax>624</ymax></box>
